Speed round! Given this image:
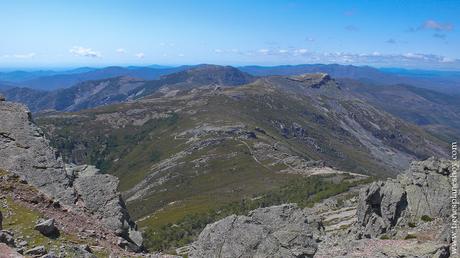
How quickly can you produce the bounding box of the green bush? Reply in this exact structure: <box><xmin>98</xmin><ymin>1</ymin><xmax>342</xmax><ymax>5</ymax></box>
<box><xmin>408</xmin><ymin>222</ymin><xmax>416</xmax><ymax>228</ymax></box>
<box><xmin>404</xmin><ymin>234</ymin><xmax>417</xmax><ymax>240</ymax></box>
<box><xmin>421</xmin><ymin>215</ymin><xmax>433</xmax><ymax>222</ymax></box>
<box><xmin>380</xmin><ymin>234</ymin><xmax>390</xmax><ymax>240</ymax></box>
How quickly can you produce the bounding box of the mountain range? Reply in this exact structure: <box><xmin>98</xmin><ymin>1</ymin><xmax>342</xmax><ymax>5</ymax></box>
<box><xmin>22</xmin><ymin>65</ymin><xmax>450</xmax><ymax>251</ymax></box>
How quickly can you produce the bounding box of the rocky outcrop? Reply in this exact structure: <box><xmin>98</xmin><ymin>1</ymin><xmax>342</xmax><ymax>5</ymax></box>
<box><xmin>356</xmin><ymin>157</ymin><xmax>453</xmax><ymax>238</ymax></box>
<box><xmin>190</xmin><ymin>157</ymin><xmax>455</xmax><ymax>257</ymax></box>
<box><xmin>0</xmin><ymin>101</ymin><xmax>75</xmax><ymax>204</ymax></box>
<box><xmin>70</xmin><ymin>164</ymin><xmax>144</xmax><ymax>251</ymax></box>
<box><xmin>189</xmin><ymin>204</ymin><xmax>323</xmax><ymax>258</ymax></box>
<box><xmin>0</xmin><ymin>101</ymin><xmax>143</xmax><ymax>251</ymax></box>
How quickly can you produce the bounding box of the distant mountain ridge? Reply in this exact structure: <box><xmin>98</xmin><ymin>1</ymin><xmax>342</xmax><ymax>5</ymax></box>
<box><xmin>2</xmin><ymin>63</ymin><xmax>459</xmax><ymax>94</ymax></box>
<box><xmin>1</xmin><ymin>65</ymin><xmax>255</xmax><ymax>112</ymax></box>
<box><xmin>239</xmin><ymin>64</ymin><xmax>460</xmax><ymax>94</ymax></box>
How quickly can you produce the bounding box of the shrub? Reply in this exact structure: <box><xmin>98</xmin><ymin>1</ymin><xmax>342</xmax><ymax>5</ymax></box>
<box><xmin>421</xmin><ymin>215</ymin><xmax>433</xmax><ymax>222</ymax></box>
<box><xmin>408</xmin><ymin>222</ymin><xmax>416</xmax><ymax>228</ymax></box>
<box><xmin>404</xmin><ymin>234</ymin><xmax>417</xmax><ymax>240</ymax></box>
<box><xmin>380</xmin><ymin>234</ymin><xmax>390</xmax><ymax>240</ymax></box>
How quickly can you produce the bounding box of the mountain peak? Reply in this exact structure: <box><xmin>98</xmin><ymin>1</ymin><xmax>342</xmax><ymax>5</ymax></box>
<box><xmin>160</xmin><ymin>64</ymin><xmax>256</xmax><ymax>87</ymax></box>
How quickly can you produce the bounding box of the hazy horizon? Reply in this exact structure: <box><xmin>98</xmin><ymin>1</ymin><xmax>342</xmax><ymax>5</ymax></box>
<box><xmin>2</xmin><ymin>0</ymin><xmax>459</xmax><ymax>70</ymax></box>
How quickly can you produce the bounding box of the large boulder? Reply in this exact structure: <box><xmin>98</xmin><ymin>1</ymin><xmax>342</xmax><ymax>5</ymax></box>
<box><xmin>34</xmin><ymin>218</ymin><xmax>59</xmax><ymax>237</ymax></box>
<box><xmin>190</xmin><ymin>204</ymin><xmax>323</xmax><ymax>258</ymax></box>
<box><xmin>356</xmin><ymin>157</ymin><xmax>453</xmax><ymax>238</ymax></box>
<box><xmin>0</xmin><ymin>230</ymin><xmax>15</xmax><ymax>247</ymax></box>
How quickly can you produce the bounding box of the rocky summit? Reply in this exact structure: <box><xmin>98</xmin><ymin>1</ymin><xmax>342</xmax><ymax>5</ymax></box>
<box><xmin>0</xmin><ymin>100</ymin><xmax>143</xmax><ymax>252</ymax></box>
<box><xmin>190</xmin><ymin>157</ymin><xmax>457</xmax><ymax>257</ymax></box>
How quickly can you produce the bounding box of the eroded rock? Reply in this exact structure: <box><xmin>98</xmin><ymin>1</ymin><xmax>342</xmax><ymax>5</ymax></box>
<box><xmin>24</xmin><ymin>245</ymin><xmax>46</xmax><ymax>256</ymax></box>
<box><xmin>190</xmin><ymin>204</ymin><xmax>322</xmax><ymax>258</ymax></box>
<box><xmin>356</xmin><ymin>157</ymin><xmax>453</xmax><ymax>238</ymax></box>
<box><xmin>34</xmin><ymin>218</ymin><xmax>59</xmax><ymax>237</ymax></box>
<box><xmin>0</xmin><ymin>101</ymin><xmax>143</xmax><ymax>250</ymax></box>
<box><xmin>0</xmin><ymin>230</ymin><xmax>15</xmax><ymax>247</ymax></box>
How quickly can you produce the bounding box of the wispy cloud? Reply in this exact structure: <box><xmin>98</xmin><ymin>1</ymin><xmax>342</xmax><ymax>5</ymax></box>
<box><xmin>305</xmin><ymin>37</ymin><xmax>315</xmax><ymax>42</ymax></box>
<box><xmin>116</xmin><ymin>48</ymin><xmax>126</xmax><ymax>54</ymax></box>
<box><xmin>1</xmin><ymin>53</ymin><xmax>37</xmax><ymax>59</ymax></box>
<box><xmin>239</xmin><ymin>47</ymin><xmax>460</xmax><ymax>68</ymax></box>
<box><xmin>135</xmin><ymin>52</ymin><xmax>145</xmax><ymax>59</ymax></box>
<box><xmin>344</xmin><ymin>25</ymin><xmax>359</xmax><ymax>31</ymax></box>
<box><xmin>343</xmin><ymin>9</ymin><xmax>356</xmax><ymax>16</ymax></box>
<box><xmin>258</xmin><ymin>49</ymin><xmax>270</xmax><ymax>55</ymax></box>
<box><xmin>433</xmin><ymin>33</ymin><xmax>447</xmax><ymax>39</ymax></box>
<box><xmin>69</xmin><ymin>46</ymin><xmax>101</xmax><ymax>58</ymax></box>
<box><xmin>13</xmin><ymin>53</ymin><xmax>36</xmax><ymax>59</ymax></box>
<box><xmin>385</xmin><ymin>38</ymin><xmax>396</xmax><ymax>44</ymax></box>
<box><xmin>420</xmin><ymin>20</ymin><xmax>454</xmax><ymax>31</ymax></box>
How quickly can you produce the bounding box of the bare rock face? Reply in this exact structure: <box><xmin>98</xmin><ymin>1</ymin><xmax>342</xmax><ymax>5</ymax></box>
<box><xmin>71</xmin><ymin>164</ymin><xmax>144</xmax><ymax>251</ymax></box>
<box><xmin>0</xmin><ymin>101</ymin><xmax>143</xmax><ymax>251</ymax></box>
<box><xmin>0</xmin><ymin>101</ymin><xmax>75</xmax><ymax>204</ymax></box>
<box><xmin>356</xmin><ymin>157</ymin><xmax>453</xmax><ymax>238</ymax></box>
<box><xmin>190</xmin><ymin>204</ymin><xmax>323</xmax><ymax>258</ymax></box>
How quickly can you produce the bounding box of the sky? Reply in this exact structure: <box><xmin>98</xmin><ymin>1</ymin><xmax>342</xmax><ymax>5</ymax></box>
<box><xmin>1</xmin><ymin>0</ymin><xmax>459</xmax><ymax>70</ymax></box>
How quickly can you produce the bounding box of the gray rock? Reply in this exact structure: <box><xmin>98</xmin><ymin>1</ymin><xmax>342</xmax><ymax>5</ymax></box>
<box><xmin>74</xmin><ymin>169</ymin><xmax>143</xmax><ymax>250</ymax></box>
<box><xmin>0</xmin><ymin>101</ymin><xmax>75</xmax><ymax>205</ymax></box>
<box><xmin>24</xmin><ymin>245</ymin><xmax>47</xmax><ymax>256</ymax></box>
<box><xmin>117</xmin><ymin>237</ymin><xmax>142</xmax><ymax>252</ymax></box>
<box><xmin>69</xmin><ymin>244</ymin><xmax>97</xmax><ymax>258</ymax></box>
<box><xmin>40</xmin><ymin>252</ymin><xmax>58</xmax><ymax>258</ymax></box>
<box><xmin>0</xmin><ymin>94</ymin><xmax>5</xmax><ymax>101</ymax></box>
<box><xmin>356</xmin><ymin>157</ymin><xmax>454</xmax><ymax>238</ymax></box>
<box><xmin>0</xmin><ymin>101</ymin><xmax>143</xmax><ymax>249</ymax></box>
<box><xmin>34</xmin><ymin>218</ymin><xmax>59</xmax><ymax>237</ymax></box>
<box><xmin>190</xmin><ymin>204</ymin><xmax>322</xmax><ymax>258</ymax></box>
<box><xmin>0</xmin><ymin>230</ymin><xmax>15</xmax><ymax>247</ymax></box>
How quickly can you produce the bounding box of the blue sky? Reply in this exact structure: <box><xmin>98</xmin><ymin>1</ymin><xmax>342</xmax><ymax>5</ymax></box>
<box><xmin>1</xmin><ymin>0</ymin><xmax>459</xmax><ymax>69</ymax></box>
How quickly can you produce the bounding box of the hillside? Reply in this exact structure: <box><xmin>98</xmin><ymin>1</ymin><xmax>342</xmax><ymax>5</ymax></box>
<box><xmin>240</xmin><ymin>64</ymin><xmax>460</xmax><ymax>94</ymax></box>
<box><xmin>35</xmin><ymin>71</ymin><xmax>448</xmax><ymax>251</ymax></box>
<box><xmin>1</xmin><ymin>65</ymin><xmax>255</xmax><ymax>113</ymax></box>
<box><xmin>0</xmin><ymin>66</ymin><xmax>188</xmax><ymax>90</ymax></box>
<box><xmin>340</xmin><ymin>78</ymin><xmax>460</xmax><ymax>141</ymax></box>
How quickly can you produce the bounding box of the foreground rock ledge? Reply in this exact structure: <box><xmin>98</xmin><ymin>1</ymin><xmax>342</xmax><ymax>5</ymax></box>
<box><xmin>0</xmin><ymin>100</ymin><xmax>143</xmax><ymax>251</ymax></box>
<box><xmin>189</xmin><ymin>204</ymin><xmax>323</xmax><ymax>258</ymax></box>
<box><xmin>190</xmin><ymin>157</ymin><xmax>456</xmax><ymax>257</ymax></box>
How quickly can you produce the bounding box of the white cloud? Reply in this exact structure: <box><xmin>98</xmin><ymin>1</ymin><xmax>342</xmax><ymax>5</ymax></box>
<box><xmin>12</xmin><ymin>53</ymin><xmax>36</xmax><ymax>59</ymax></box>
<box><xmin>305</xmin><ymin>37</ymin><xmax>315</xmax><ymax>42</ymax></box>
<box><xmin>402</xmin><ymin>53</ymin><xmax>425</xmax><ymax>59</ymax></box>
<box><xmin>160</xmin><ymin>42</ymin><xmax>175</xmax><ymax>47</ymax></box>
<box><xmin>243</xmin><ymin>48</ymin><xmax>460</xmax><ymax>68</ymax></box>
<box><xmin>345</xmin><ymin>25</ymin><xmax>359</xmax><ymax>31</ymax></box>
<box><xmin>69</xmin><ymin>46</ymin><xmax>101</xmax><ymax>58</ymax></box>
<box><xmin>214</xmin><ymin>49</ymin><xmax>223</xmax><ymax>53</ymax></box>
<box><xmin>135</xmin><ymin>52</ymin><xmax>145</xmax><ymax>59</ymax></box>
<box><xmin>258</xmin><ymin>49</ymin><xmax>269</xmax><ymax>55</ymax></box>
<box><xmin>178</xmin><ymin>53</ymin><xmax>185</xmax><ymax>57</ymax></box>
<box><xmin>440</xmin><ymin>57</ymin><xmax>455</xmax><ymax>63</ymax></box>
<box><xmin>421</xmin><ymin>20</ymin><xmax>454</xmax><ymax>31</ymax></box>
<box><xmin>116</xmin><ymin>48</ymin><xmax>126</xmax><ymax>54</ymax></box>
